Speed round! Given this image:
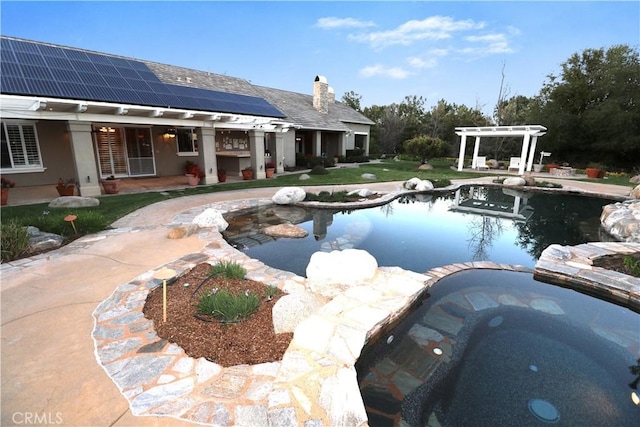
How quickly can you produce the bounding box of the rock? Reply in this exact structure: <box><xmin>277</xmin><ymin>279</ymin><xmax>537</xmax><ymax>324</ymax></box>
<box><xmin>600</xmin><ymin>200</ymin><xmax>640</xmax><ymax>242</ymax></box>
<box><xmin>630</xmin><ymin>184</ymin><xmax>640</xmax><ymax>199</ymax></box>
<box><xmin>415</xmin><ymin>180</ymin><xmax>434</xmax><ymax>191</ymax></box>
<box><xmin>192</xmin><ymin>208</ymin><xmax>228</xmax><ymax>231</ymax></box>
<box><xmin>503</xmin><ymin>177</ymin><xmax>526</xmax><ymax>186</ymax></box>
<box><xmin>272</xmin><ymin>292</ymin><xmax>328</xmax><ymax>334</ymax></box>
<box><xmin>48</xmin><ymin>196</ymin><xmax>100</xmax><ymax>208</ymax></box>
<box><xmin>403</xmin><ymin>177</ymin><xmax>422</xmax><ymax>190</ymax></box>
<box><xmin>299</xmin><ymin>174</ymin><xmax>311</xmax><ymax>181</ymax></box>
<box><xmin>361</xmin><ymin>173</ymin><xmax>377</xmax><ymax>180</ymax></box>
<box><xmin>27</xmin><ymin>229</ymin><xmax>63</xmax><ymax>254</ymax></box>
<box><xmin>306</xmin><ymin>249</ymin><xmax>378</xmax><ymax>297</ymax></box>
<box><xmin>262</xmin><ymin>223</ymin><xmax>308</xmax><ymax>238</ymax></box>
<box><xmin>347</xmin><ymin>189</ymin><xmax>375</xmax><ymax>198</ymax></box>
<box><xmin>630</xmin><ymin>175</ymin><xmax>640</xmax><ymax>184</ymax></box>
<box><xmin>272</xmin><ymin>187</ymin><xmax>306</xmax><ymax>205</ymax></box>
<box><xmin>167</xmin><ymin>224</ymin><xmax>199</xmax><ymax>239</ymax></box>
<box><xmin>522</xmin><ymin>173</ymin><xmax>536</xmax><ymax>186</ymax></box>
<box><xmin>418</xmin><ymin>163</ymin><xmax>433</xmax><ymax>170</ymax></box>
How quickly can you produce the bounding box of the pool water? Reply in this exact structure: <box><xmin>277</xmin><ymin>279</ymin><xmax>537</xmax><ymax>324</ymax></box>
<box><xmin>356</xmin><ymin>270</ymin><xmax>640</xmax><ymax>426</ymax></box>
<box><xmin>222</xmin><ymin>187</ymin><xmax>615</xmax><ymax>277</ymax></box>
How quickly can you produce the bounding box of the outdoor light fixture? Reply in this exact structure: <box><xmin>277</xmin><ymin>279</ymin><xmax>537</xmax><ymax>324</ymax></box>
<box><xmin>164</xmin><ymin>128</ymin><xmax>176</xmax><ymax>138</ymax></box>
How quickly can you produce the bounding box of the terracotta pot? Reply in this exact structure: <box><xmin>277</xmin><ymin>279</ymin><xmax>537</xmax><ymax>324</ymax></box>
<box><xmin>186</xmin><ymin>174</ymin><xmax>200</xmax><ymax>186</ymax></box>
<box><xmin>1</xmin><ymin>187</ymin><xmax>8</xmax><ymax>206</ymax></box>
<box><xmin>217</xmin><ymin>171</ymin><xmax>227</xmax><ymax>182</ymax></box>
<box><xmin>56</xmin><ymin>185</ymin><xmax>75</xmax><ymax>196</ymax></box>
<box><xmin>242</xmin><ymin>169</ymin><xmax>254</xmax><ymax>180</ymax></box>
<box><xmin>586</xmin><ymin>168</ymin><xmax>603</xmax><ymax>179</ymax></box>
<box><xmin>266</xmin><ymin>168</ymin><xmax>275</xmax><ymax>178</ymax></box>
<box><xmin>101</xmin><ymin>179</ymin><xmax>121</xmax><ymax>194</ymax></box>
<box><xmin>547</xmin><ymin>164</ymin><xmax>559</xmax><ymax>173</ymax></box>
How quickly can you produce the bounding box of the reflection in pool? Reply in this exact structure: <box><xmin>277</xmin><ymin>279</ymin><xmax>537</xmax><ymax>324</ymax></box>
<box><xmin>222</xmin><ymin>187</ymin><xmax>615</xmax><ymax>277</ymax></box>
<box><xmin>355</xmin><ymin>270</ymin><xmax>639</xmax><ymax>426</ymax></box>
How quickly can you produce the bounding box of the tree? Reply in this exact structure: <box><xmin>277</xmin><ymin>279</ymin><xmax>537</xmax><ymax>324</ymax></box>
<box><xmin>341</xmin><ymin>91</ymin><xmax>362</xmax><ymax>112</ymax></box>
<box><xmin>529</xmin><ymin>45</ymin><xmax>640</xmax><ymax>169</ymax></box>
<box><xmin>377</xmin><ymin>103</ymin><xmax>406</xmax><ymax>154</ymax></box>
<box><xmin>403</xmin><ymin>136</ymin><xmax>448</xmax><ymax>163</ymax></box>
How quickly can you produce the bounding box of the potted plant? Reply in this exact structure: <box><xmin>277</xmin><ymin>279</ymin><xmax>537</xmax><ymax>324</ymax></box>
<box><xmin>217</xmin><ymin>168</ymin><xmax>227</xmax><ymax>183</ymax></box>
<box><xmin>241</xmin><ymin>166</ymin><xmax>254</xmax><ymax>180</ymax></box>
<box><xmin>101</xmin><ymin>175</ymin><xmax>121</xmax><ymax>194</ymax></box>
<box><xmin>1</xmin><ymin>177</ymin><xmax>16</xmax><ymax>206</ymax></box>
<box><xmin>265</xmin><ymin>162</ymin><xmax>275</xmax><ymax>178</ymax></box>
<box><xmin>586</xmin><ymin>163</ymin><xmax>606</xmax><ymax>179</ymax></box>
<box><xmin>56</xmin><ymin>178</ymin><xmax>76</xmax><ymax>196</ymax></box>
<box><xmin>185</xmin><ymin>161</ymin><xmax>205</xmax><ymax>186</ymax></box>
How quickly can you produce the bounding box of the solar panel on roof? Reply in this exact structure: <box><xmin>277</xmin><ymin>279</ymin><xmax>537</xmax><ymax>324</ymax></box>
<box><xmin>1</xmin><ymin>37</ymin><xmax>286</xmax><ymax>118</ymax></box>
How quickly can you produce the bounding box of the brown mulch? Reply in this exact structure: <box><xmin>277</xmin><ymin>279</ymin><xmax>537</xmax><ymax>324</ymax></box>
<box><xmin>143</xmin><ymin>263</ymin><xmax>293</xmax><ymax>367</ymax></box>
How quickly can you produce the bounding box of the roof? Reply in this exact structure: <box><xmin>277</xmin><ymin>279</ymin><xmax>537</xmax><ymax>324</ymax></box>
<box><xmin>255</xmin><ymin>86</ymin><xmax>374</xmax><ymax>131</ymax></box>
<box><xmin>0</xmin><ymin>35</ymin><xmax>373</xmax><ymax>129</ymax></box>
<box><xmin>0</xmin><ymin>36</ymin><xmax>285</xmax><ymax>118</ymax></box>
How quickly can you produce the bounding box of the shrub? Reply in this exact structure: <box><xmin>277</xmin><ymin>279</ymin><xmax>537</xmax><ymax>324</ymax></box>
<box><xmin>310</xmin><ymin>165</ymin><xmax>329</xmax><ymax>175</ymax></box>
<box><xmin>623</xmin><ymin>256</ymin><xmax>640</xmax><ymax>277</ymax></box>
<box><xmin>196</xmin><ymin>288</ymin><xmax>260</xmax><ymax>323</ymax></box>
<box><xmin>209</xmin><ymin>260</ymin><xmax>246</xmax><ymax>279</ymax></box>
<box><xmin>1</xmin><ymin>219</ymin><xmax>29</xmax><ymax>262</ymax></box>
<box><xmin>403</xmin><ymin>136</ymin><xmax>448</xmax><ymax>163</ymax></box>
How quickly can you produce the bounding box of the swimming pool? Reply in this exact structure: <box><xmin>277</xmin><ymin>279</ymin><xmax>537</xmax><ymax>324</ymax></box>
<box><xmin>356</xmin><ymin>269</ymin><xmax>639</xmax><ymax>426</ymax></box>
<box><xmin>222</xmin><ymin>187</ymin><xmax>616</xmax><ymax>277</ymax></box>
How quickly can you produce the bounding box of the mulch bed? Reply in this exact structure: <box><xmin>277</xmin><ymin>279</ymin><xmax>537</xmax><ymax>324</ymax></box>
<box><xmin>143</xmin><ymin>263</ymin><xmax>293</xmax><ymax>367</ymax></box>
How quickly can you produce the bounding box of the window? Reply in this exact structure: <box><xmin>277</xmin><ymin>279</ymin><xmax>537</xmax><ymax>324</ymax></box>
<box><xmin>1</xmin><ymin>121</ymin><xmax>43</xmax><ymax>170</ymax></box>
<box><xmin>177</xmin><ymin>128</ymin><xmax>198</xmax><ymax>154</ymax></box>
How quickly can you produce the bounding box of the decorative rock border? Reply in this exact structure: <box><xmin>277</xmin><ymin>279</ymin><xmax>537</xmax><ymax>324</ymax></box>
<box><xmin>535</xmin><ymin>242</ymin><xmax>640</xmax><ymax>311</ymax></box>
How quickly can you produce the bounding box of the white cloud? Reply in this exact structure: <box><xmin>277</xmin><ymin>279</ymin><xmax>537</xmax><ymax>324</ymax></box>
<box><xmin>407</xmin><ymin>56</ymin><xmax>437</xmax><ymax>69</ymax></box>
<box><xmin>460</xmin><ymin>33</ymin><xmax>514</xmax><ymax>55</ymax></box>
<box><xmin>350</xmin><ymin>15</ymin><xmax>484</xmax><ymax>49</ymax></box>
<box><xmin>315</xmin><ymin>17</ymin><xmax>375</xmax><ymax>29</ymax></box>
<box><xmin>359</xmin><ymin>64</ymin><xmax>411</xmax><ymax>79</ymax></box>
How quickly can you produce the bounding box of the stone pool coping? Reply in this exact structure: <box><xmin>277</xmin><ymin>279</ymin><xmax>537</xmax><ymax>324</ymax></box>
<box><xmin>92</xmin><ymin>189</ymin><xmax>640</xmax><ymax>426</ymax></box>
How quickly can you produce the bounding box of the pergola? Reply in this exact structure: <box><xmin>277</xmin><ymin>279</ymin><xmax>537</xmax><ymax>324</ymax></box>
<box><xmin>455</xmin><ymin>125</ymin><xmax>547</xmax><ymax>175</ymax></box>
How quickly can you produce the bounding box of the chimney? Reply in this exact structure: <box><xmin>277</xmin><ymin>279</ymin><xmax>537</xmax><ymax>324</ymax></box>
<box><xmin>328</xmin><ymin>86</ymin><xmax>335</xmax><ymax>103</ymax></box>
<box><xmin>313</xmin><ymin>75</ymin><xmax>329</xmax><ymax>113</ymax></box>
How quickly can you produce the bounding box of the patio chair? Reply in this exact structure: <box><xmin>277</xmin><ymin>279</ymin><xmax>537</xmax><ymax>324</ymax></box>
<box><xmin>508</xmin><ymin>157</ymin><xmax>521</xmax><ymax>171</ymax></box>
<box><xmin>475</xmin><ymin>156</ymin><xmax>489</xmax><ymax>170</ymax></box>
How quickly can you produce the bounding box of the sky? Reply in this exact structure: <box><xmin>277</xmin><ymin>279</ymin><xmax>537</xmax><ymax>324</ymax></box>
<box><xmin>1</xmin><ymin>1</ymin><xmax>638</xmax><ymax>116</ymax></box>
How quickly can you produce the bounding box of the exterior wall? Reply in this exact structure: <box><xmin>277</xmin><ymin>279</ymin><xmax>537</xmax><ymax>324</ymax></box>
<box><xmin>2</xmin><ymin>120</ymin><xmax>74</xmax><ymax>187</ymax></box>
<box><xmin>152</xmin><ymin>127</ymin><xmax>195</xmax><ymax>177</ymax></box>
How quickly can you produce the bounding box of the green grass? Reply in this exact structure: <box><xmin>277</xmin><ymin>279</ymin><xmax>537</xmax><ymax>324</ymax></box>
<box><xmin>196</xmin><ymin>288</ymin><xmax>260</xmax><ymax>324</ymax></box>
<box><xmin>209</xmin><ymin>260</ymin><xmax>247</xmax><ymax>279</ymax></box>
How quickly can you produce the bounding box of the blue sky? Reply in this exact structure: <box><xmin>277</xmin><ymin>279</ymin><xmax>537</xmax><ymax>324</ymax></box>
<box><xmin>1</xmin><ymin>1</ymin><xmax>638</xmax><ymax>116</ymax></box>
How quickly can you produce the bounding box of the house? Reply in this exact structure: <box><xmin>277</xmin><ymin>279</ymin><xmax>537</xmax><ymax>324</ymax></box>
<box><xmin>0</xmin><ymin>36</ymin><xmax>374</xmax><ymax>196</ymax></box>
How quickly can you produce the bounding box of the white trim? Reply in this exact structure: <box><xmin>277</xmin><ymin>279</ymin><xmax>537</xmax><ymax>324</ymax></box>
<box><xmin>0</xmin><ymin>167</ymin><xmax>46</xmax><ymax>174</ymax></box>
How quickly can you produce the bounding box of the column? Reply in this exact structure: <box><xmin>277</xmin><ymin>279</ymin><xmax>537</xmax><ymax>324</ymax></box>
<box><xmin>518</xmin><ymin>133</ymin><xmax>531</xmax><ymax>175</ymax></box>
<box><xmin>274</xmin><ymin>132</ymin><xmax>285</xmax><ymax>173</ymax></box>
<box><xmin>67</xmin><ymin>121</ymin><xmax>101</xmax><ymax>196</ymax></box>
<box><xmin>471</xmin><ymin>136</ymin><xmax>481</xmax><ymax>169</ymax></box>
<box><xmin>198</xmin><ymin>127</ymin><xmax>218</xmax><ymax>184</ymax></box>
<box><xmin>250</xmin><ymin>130</ymin><xmax>266</xmax><ymax>179</ymax></box>
<box><xmin>526</xmin><ymin>135</ymin><xmax>538</xmax><ymax>172</ymax></box>
<box><xmin>457</xmin><ymin>134</ymin><xmax>467</xmax><ymax>171</ymax></box>
<box><xmin>313</xmin><ymin>131</ymin><xmax>322</xmax><ymax>157</ymax></box>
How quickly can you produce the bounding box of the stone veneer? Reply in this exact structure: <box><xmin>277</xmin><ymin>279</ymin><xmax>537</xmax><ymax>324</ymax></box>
<box><xmin>92</xmin><ymin>190</ymin><xmax>640</xmax><ymax>426</ymax></box>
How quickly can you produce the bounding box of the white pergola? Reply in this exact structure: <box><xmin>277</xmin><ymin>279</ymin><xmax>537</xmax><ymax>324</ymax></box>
<box><xmin>455</xmin><ymin>125</ymin><xmax>547</xmax><ymax>175</ymax></box>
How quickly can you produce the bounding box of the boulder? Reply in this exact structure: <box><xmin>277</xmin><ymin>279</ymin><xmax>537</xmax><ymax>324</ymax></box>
<box><xmin>630</xmin><ymin>175</ymin><xmax>640</xmax><ymax>184</ymax></box>
<box><xmin>26</xmin><ymin>227</ymin><xmax>63</xmax><ymax>254</ymax></box>
<box><xmin>347</xmin><ymin>189</ymin><xmax>375</xmax><ymax>198</ymax></box>
<box><xmin>361</xmin><ymin>173</ymin><xmax>377</xmax><ymax>180</ymax></box>
<box><xmin>600</xmin><ymin>200</ymin><xmax>640</xmax><ymax>242</ymax></box>
<box><xmin>262</xmin><ymin>223</ymin><xmax>308</xmax><ymax>238</ymax></box>
<box><xmin>503</xmin><ymin>177</ymin><xmax>526</xmax><ymax>186</ymax></box>
<box><xmin>272</xmin><ymin>292</ymin><xmax>328</xmax><ymax>333</ymax></box>
<box><xmin>272</xmin><ymin>187</ymin><xmax>306</xmax><ymax>204</ymax></box>
<box><xmin>417</xmin><ymin>163</ymin><xmax>433</xmax><ymax>170</ymax></box>
<box><xmin>192</xmin><ymin>208</ymin><xmax>228</xmax><ymax>231</ymax></box>
<box><xmin>48</xmin><ymin>196</ymin><xmax>100</xmax><ymax>208</ymax></box>
<box><xmin>415</xmin><ymin>180</ymin><xmax>434</xmax><ymax>191</ymax></box>
<box><xmin>403</xmin><ymin>177</ymin><xmax>422</xmax><ymax>190</ymax></box>
<box><xmin>306</xmin><ymin>249</ymin><xmax>378</xmax><ymax>297</ymax></box>
<box><xmin>630</xmin><ymin>184</ymin><xmax>640</xmax><ymax>199</ymax></box>
<box><xmin>299</xmin><ymin>174</ymin><xmax>311</xmax><ymax>181</ymax></box>
<box><xmin>522</xmin><ymin>173</ymin><xmax>536</xmax><ymax>186</ymax></box>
